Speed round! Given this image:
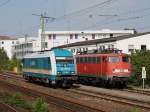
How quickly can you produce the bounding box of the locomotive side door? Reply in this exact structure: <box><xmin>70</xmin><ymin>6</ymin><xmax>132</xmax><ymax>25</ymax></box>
<box><xmin>101</xmin><ymin>56</ymin><xmax>107</xmax><ymax>77</ymax></box>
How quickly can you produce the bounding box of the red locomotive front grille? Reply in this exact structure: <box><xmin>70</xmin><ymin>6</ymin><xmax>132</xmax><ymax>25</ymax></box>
<box><xmin>107</xmin><ymin>62</ymin><xmax>131</xmax><ymax>77</ymax></box>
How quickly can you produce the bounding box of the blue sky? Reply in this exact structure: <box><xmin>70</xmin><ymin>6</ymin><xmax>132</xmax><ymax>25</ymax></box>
<box><xmin>0</xmin><ymin>0</ymin><xmax>150</xmax><ymax>37</ymax></box>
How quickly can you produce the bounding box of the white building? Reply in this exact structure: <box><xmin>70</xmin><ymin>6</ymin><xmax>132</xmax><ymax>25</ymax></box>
<box><xmin>0</xmin><ymin>35</ymin><xmax>17</xmax><ymax>59</ymax></box>
<box><xmin>12</xmin><ymin>37</ymin><xmax>39</xmax><ymax>59</ymax></box>
<box><xmin>12</xmin><ymin>29</ymin><xmax>135</xmax><ymax>59</ymax></box>
<box><xmin>42</xmin><ymin>29</ymin><xmax>135</xmax><ymax>50</ymax></box>
<box><xmin>54</xmin><ymin>32</ymin><xmax>150</xmax><ymax>54</ymax></box>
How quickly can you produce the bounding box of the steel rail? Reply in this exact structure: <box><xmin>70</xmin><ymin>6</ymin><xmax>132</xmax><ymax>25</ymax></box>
<box><xmin>0</xmin><ymin>75</ymin><xmax>105</xmax><ymax>112</ymax></box>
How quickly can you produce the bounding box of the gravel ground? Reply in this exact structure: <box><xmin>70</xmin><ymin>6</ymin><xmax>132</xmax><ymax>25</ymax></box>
<box><xmin>0</xmin><ymin>76</ymin><xmax>149</xmax><ymax>112</ymax></box>
<box><xmin>78</xmin><ymin>84</ymin><xmax>150</xmax><ymax>103</ymax></box>
<box><xmin>0</xmin><ymin>80</ymin><xmax>70</xmax><ymax>112</ymax></box>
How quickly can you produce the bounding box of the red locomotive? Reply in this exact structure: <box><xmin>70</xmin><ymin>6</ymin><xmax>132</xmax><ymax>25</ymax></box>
<box><xmin>75</xmin><ymin>49</ymin><xmax>132</xmax><ymax>88</ymax></box>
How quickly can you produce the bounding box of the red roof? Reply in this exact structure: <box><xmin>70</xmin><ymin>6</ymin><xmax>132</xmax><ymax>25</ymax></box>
<box><xmin>0</xmin><ymin>35</ymin><xmax>17</xmax><ymax>40</ymax></box>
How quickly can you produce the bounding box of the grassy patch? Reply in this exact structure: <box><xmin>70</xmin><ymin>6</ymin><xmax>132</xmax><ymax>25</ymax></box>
<box><xmin>1</xmin><ymin>92</ymin><xmax>32</xmax><ymax>111</ymax></box>
<box><xmin>34</xmin><ymin>97</ymin><xmax>49</xmax><ymax>112</ymax></box>
<box><xmin>0</xmin><ymin>92</ymin><xmax>49</xmax><ymax>112</ymax></box>
<box><xmin>131</xmin><ymin>107</ymin><xmax>139</xmax><ymax>112</ymax></box>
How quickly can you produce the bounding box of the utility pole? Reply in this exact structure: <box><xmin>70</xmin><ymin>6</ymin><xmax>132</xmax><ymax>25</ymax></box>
<box><xmin>32</xmin><ymin>13</ymin><xmax>55</xmax><ymax>51</ymax></box>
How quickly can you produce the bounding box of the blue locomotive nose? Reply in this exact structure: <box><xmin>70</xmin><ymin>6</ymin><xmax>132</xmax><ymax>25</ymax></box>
<box><xmin>56</xmin><ymin>63</ymin><xmax>75</xmax><ymax>75</ymax></box>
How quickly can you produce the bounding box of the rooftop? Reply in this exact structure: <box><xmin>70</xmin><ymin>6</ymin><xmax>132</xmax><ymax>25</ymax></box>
<box><xmin>44</xmin><ymin>29</ymin><xmax>135</xmax><ymax>35</ymax></box>
<box><xmin>53</xmin><ymin>32</ymin><xmax>150</xmax><ymax>48</ymax></box>
<box><xmin>0</xmin><ymin>35</ymin><xmax>17</xmax><ymax>40</ymax></box>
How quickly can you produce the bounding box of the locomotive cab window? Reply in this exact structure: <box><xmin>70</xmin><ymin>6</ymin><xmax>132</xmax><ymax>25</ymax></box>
<box><xmin>88</xmin><ymin>57</ymin><xmax>92</xmax><ymax>63</ymax></box>
<box><xmin>122</xmin><ymin>56</ymin><xmax>130</xmax><ymax>63</ymax></box>
<box><xmin>80</xmin><ymin>57</ymin><xmax>83</xmax><ymax>63</ymax></box>
<box><xmin>102</xmin><ymin>57</ymin><xmax>107</xmax><ymax>62</ymax></box>
<box><xmin>109</xmin><ymin>56</ymin><xmax>119</xmax><ymax>63</ymax></box>
<box><xmin>56</xmin><ymin>57</ymin><xmax>74</xmax><ymax>64</ymax></box>
<box><xmin>76</xmin><ymin>57</ymin><xmax>80</xmax><ymax>63</ymax></box>
<box><xmin>96</xmin><ymin>57</ymin><xmax>101</xmax><ymax>63</ymax></box>
<box><xmin>91</xmin><ymin>57</ymin><xmax>96</xmax><ymax>63</ymax></box>
<box><xmin>84</xmin><ymin>57</ymin><xmax>88</xmax><ymax>63</ymax></box>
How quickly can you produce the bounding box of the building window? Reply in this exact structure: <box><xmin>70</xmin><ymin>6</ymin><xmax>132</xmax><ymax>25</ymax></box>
<box><xmin>108</xmin><ymin>45</ymin><xmax>111</xmax><ymax>49</ymax></box>
<box><xmin>53</xmin><ymin>34</ymin><xmax>56</xmax><ymax>39</ymax></box>
<box><xmin>70</xmin><ymin>34</ymin><xmax>73</xmax><ymax>39</ymax></box>
<box><xmin>108</xmin><ymin>44</ymin><xmax>114</xmax><ymax>49</ymax></box>
<box><xmin>141</xmin><ymin>45</ymin><xmax>146</xmax><ymax>50</ymax></box>
<box><xmin>100</xmin><ymin>45</ymin><xmax>105</xmax><ymax>50</ymax></box>
<box><xmin>102</xmin><ymin>34</ymin><xmax>106</xmax><ymax>38</ymax></box>
<box><xmin>45</xmin><ymin>42</ymin><xmax>48</xmax><ymax>48</ymax></box>
<box><xmin>48</xmin><ymin>34</ymin><xmax>52</xmax><ymax>40</ymax></box>
<box><xmin>83</xmin><ymin>48</ymin><xmax>85</xmax><ymax>52</ymax></box>
<box><xmin>75</xmin><ymin>34</ymin><xmax>78</xmax><ymax>39</ymax></box>
<box><xmin>92</xmin><ymin>34</ymin><xmax>95</xmax><ymax>39</ymax></box>
<box><xmin>128</xmin><ymin>45</ymin><xmax>134</xmax><ymax>53</ymax></box>
<box><xmin>12</xmin><ymin>41</ymin><xmax>14</xmax><ymax>44</ymax></box>
<box><xmin>86</xmin><ymin>48</ymin><xmax>88</xmax><ymax>51</ymax></box>
<box><xmin>110</xmin><ymin>34</ymin><xmax>113</xmax><ymax>37</ymax></box>
<box><xmin>85</xmin><ymin>38</ymin><xmax>88</xmax><ymax>41</ymax></box>
<box><xmin>2</xmin><ymin>41</ymin><xmax>4</xmax><ymax>44</ymax></box>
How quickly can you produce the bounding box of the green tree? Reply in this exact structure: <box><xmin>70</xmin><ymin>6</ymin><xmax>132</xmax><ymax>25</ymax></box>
<box><xmin>131</xmin><ymin>50</ymin><xmax>150</xmax><ymax>86</ymax></box>
<box><xmin>0</xmin><ymin>48</ymin><xmax>9</xmax><ymax>71</ymax></box>
<box><xmin>8</xmin><ymin>56</ymin><xmax>22</xmax><ymax>72</ymax></box>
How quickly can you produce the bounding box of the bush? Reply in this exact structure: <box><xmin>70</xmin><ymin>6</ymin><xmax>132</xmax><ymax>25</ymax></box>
<box><xmin>8</xmin><ymin>56</ymin><xmax>22</xmax><ymax>72</ymax></box>
<box><xmin>0</xmin><ymin>49</ymin><xmax>9</xmax><ymax>71</ymax></box>
<box><xmin>34</xmin><ymin>97</ymin><xmax>49</xmax><ymax>112</ymax></box>
<box><xmin>131</xmin><ymin>50</ymin><xmax>150</xmax><ymax>87</ymax></box>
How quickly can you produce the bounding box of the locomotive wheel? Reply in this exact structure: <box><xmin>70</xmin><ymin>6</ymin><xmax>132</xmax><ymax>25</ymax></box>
<box><xmin>62</xmin><ymin>80</ymin><xmax>71</xmax><ymax>89</ymax></box>
<box><xmin>28</xmin><ymin>77</ymin><xmax>34</xmax><ymax>82</ymax></box>
<box><xmin>105</xmin><ymin>80</ymin><xmax>113</xmax><ymax>88</ymax></box>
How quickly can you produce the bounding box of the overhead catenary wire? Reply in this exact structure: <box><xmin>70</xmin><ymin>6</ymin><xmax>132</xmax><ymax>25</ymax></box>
<box><xmin>0</xmin><ymin>0</ymin><xmax>11</xmax><ymax>7</ymax></box>
<box><xmin>47</xmin><ymin>0</ymin><xmax>116</xmax><ymax>24</ymax></box>
<box><xmin>20</xmin><ymin>0</ymin><xmax>117</xmax><ymax>35</ymax></box>
<box><xmin>82</xmin><ymin>6</ymin><xmax>150</xmax><ymax>30</ymax></box>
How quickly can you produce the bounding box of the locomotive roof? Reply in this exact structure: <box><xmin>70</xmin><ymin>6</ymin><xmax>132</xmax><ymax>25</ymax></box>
<box><xmin>76</xmin><ymin>53</ymin><xmax>129</xmax><ymax>57</ymax></box>
<box><xmin>23</xmin><ymin>48</ymin><xmax>73</xmax><ymax>59</ymax></box>
<box><xmin>23</xmin><ymin>51</ymin><xmax>50</xmax><ymax>59</ymax></box>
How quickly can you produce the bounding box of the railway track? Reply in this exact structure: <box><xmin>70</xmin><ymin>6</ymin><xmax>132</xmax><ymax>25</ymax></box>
<box><xmin>67</xmin><ymin>88</ymin><xmax>150</xmax><ymax>111</ymax></box>
<box><xmin>0</xmin><ymin>101</ymin><xmax>18</xmax><ymax>112</ymax></box>
<box><xmin>0</xmin><ymin>74</ymin><xmax>105</xmax><ymax>112</ymax></box>
<box><xmin>0</xmin><ymin>72</ymin><xmax>25</xmax><ymax>81</ymax></box>
<box><xmin>124</xmin><ymin>88</ymin><xmax>150</xmax><ymax>96</ymax></box>
<box><xmin>1</xmin><ymin>72</ymin><xmax>150</xmax><ymax>111</ymax></box>
<box><xmin>2</xmin><ymin>71</ymin><xmax>150</xmax><ymax>96</ymax></box>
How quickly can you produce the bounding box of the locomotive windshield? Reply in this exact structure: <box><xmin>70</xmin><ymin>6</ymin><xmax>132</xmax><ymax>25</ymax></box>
<box><xmin>122</xmin><ymin>56</ymin><xmax>130</xmax><ymax>63</ymax></box>
<box><xmin>56</xmin><ymin>57</ymin><xmax>74</xmax><ymax>64</ymax></box>
<box><xmin>109</xmin><ymin>56</ymin><xmax>120</xmax><ymax>63</ymax></box>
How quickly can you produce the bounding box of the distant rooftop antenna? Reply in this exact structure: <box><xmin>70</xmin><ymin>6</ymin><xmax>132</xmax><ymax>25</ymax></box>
<box><xmin>32</xmin><ymin>13</ymin><xmax>55</xmax><ymax>51</ymax></box>
<box><xmin>25</xmin><ymin>34</ymin><xmax>28</xmax><ymax>43</ymax></box>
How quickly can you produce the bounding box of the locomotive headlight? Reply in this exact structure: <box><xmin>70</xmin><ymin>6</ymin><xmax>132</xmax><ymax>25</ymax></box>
<box><xmin>113</xmin><ymin>69</ymin><xmax>120</xmax><ymax>73</ymax></box>
<box><xmin>123</xmin><ymin>69</ymin><xmax>129</xmax><ymax>72</ymax></box>
<box><xmin>71</xmin><ymin>71</ymin><xmax>75</xmax><ymax>74</ymax></box>
<box><xmin>57</xmin><ymin>71</ymin><xmax>61</xmax><ymax>74</ymax></box>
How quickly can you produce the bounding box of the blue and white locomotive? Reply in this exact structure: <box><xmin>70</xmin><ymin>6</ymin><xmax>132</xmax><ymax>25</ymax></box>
<box><xmin>22</xmin><ymin>48</ymin><xmax>76</xmax><ymax>88</ymax></box>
